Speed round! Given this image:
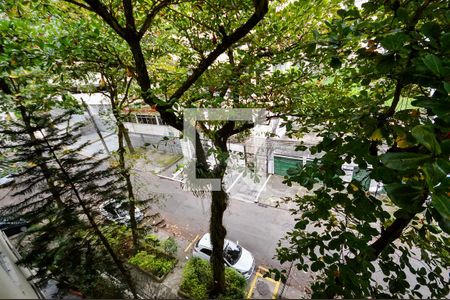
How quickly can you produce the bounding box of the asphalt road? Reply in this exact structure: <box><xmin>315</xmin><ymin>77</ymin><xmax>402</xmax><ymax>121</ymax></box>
<box><xmin>132</xmin><ymin>171</ymin><xmax>310</xmax><ymax>296</ymax></box>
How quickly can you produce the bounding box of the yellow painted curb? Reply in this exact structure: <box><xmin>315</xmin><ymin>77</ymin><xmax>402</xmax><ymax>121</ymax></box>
<box><xmin>247</xmin><ymin>266</ymin><xmax>281</xmax><ymax>299</ymax></box>
<box><xmin>246</xmin><ymin>272</ymin><xmax>260</xmax><ymax>298</ymax></box>
<box><xmin>184</xmin><ymin>234</ymin><xmax>199</xmax><ymax>253</ymax></box>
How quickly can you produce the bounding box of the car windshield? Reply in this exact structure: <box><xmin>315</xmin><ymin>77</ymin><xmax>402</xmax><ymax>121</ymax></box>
<box><xmin>224</xmin><ymin>242</ymin><xmax>242</xmax><ymax>265</ymax></box>
<box><xmin>116</xmin><ymin>202</ymin><xmax>130</xmax><ymax>218</ymax></box>
<box><xmin>104</xmin><ymin>203</ymin><xmax>116</xmax><ymax>215</ymax></box>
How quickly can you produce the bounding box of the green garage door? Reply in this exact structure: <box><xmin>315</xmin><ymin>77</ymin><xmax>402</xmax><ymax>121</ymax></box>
<box><xmin>274</xmin><ymin>156</ymin><xmax>303</xmax><ymax>176</ymax></box>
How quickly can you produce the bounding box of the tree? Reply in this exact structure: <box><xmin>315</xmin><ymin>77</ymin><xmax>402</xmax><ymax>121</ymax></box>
<box><xmin>59</xmin><ymin>0</ymin><xmax>270</xmax><ymax>295</ymax></box>
<box><xmin>0</xmin><ymin>5</ymin><xmax>138</xmax><ymax>296</ymax></box>
<box><xmin>276</xmin><ymin>0</ymin><xmax>450</xmax><ymax>297</ymax></box>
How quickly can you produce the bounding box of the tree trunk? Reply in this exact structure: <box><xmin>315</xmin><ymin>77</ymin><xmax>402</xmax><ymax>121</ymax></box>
<box><xmin>19</xmin><ymin>107</ymin><xmax>65</xmax><ymax>209</ymax></box>
<box><xmin>118</xmin><ymin>124</ymin><xmax>139</xmax><ymax>252</ymax></box>
<box><xmin>195</xmin><ymin>131</ymin><xmax>230</xmax><ymax>297</ymax></box>
<box><xmin>210</xmin><ymin>189</ymin><xmax>228</xmax><ymax>296</ymax></box>
<box><xmin>110</xmin><ymin>96</ymin><xmax>138</xmax><ymax>250</ymax></box>
<box><xmin>122</xmin><ymin>124</ymin><xmax>135</xmax><ymax>153</ymax></box>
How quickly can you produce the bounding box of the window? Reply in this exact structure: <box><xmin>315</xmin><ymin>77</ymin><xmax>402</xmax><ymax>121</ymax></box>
<box><xmin>224</xmin><ymin>243</ymin><xmax>242</xmax><ymax>265</ymax></box>
<box><xmin>136</xmin><ymin>114</ymin><xmax>157</xmax><ymax>125</ymax></box>
<box><xmin>200</xmin><ymin>248</ymin><xmax>212</xmax><ymax>256</ymax></box>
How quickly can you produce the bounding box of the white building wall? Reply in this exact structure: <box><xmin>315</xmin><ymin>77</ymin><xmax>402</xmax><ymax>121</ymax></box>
<box><xmin>123</xmin><ymin>122</ymin><xmax>180</xmax><ymax>138</ymax></box>
<box><xmin>0</xmin><ymin>232</ymin><xmax>41</xmax><ymax>299</ymax></box>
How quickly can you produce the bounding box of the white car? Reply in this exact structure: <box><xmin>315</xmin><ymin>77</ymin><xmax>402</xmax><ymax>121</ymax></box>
<box><xmin>99</xmin><ymin>199</ymin><xmax>143</xmax><ymax>225</ymax></box>
<box><xmin>192</xmin><ymin>233</ymin><xmax>255</xmax><ymax>279</ymax></box>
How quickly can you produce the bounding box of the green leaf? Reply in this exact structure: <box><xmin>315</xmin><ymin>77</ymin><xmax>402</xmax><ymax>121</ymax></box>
<box><xmin>380</xmin><ymin>33</ymin><xmax>409</xmax><ymax>51</ymax></box>
<box><xmin>384</xmin><ymin>183</ymin><xmax>425</xmax><ymax>212</ymax></box>
<box><xmin>441</xmin><ymin>33</ymin><xmax>450</xmax><ymax>50</ymax></box>
<box><xmin>422</xmin><ymin>161</ymin><xmax>449</xmax><ymax>188</ymax></box>
<box><xmin>432</xmin><ymin>192</ymin><xmax>450</xmax><ymax>221</ymax></box>
<box><xmin>381</xmin><ymin>152</ymin><xmax>432</xmax><ymax>171</ymax></box>
<box><xmin>441</xmin><ymin>140</ymin><xmax>450</xmax><ymax>155</ymax></box>
<box><xmin>430</xmin><ymin>207</ymin><xmax>450</xmax><ymax>234</ymax></box>
<box><xmin>444</xmin><ymin>82</ymin><xmax>450</xmax><ymax>94</ymax></box>
<box><xmin>396</xmin><ymin>7</ymin><xmax>409</xmax><ymax>22</ymax></box>
<box><xmin>310</xmin><ymin>260</ymin><xmax>325</xmax><ymax>272</ymax></box>
<box><xmin>411</xmin><ymin>125</ymin><xmax>441</xmax><ymax>155</ymax></box>
<box><xmin>422</xmin><ymin>54</ymin><xmax>443</xmax><ymax>76</ymax></box>
<box><xmin>376</xmin><ymin>54</ymin><xmax>395</xmax><ymax>73</ymax></box>
<box><xmin>421</xmin><ymin>22</ymin><xmax>441</xmax><ymax>40</ymax></box>
<box><xmin>412</xmin><ymin>98</ymin><xmax>450</xmax><ymax>123</ymax></box>
<box><xmin>330</xmin><ymin>57</ymin><xmax>342</xmax><ymax>69</ymax></box>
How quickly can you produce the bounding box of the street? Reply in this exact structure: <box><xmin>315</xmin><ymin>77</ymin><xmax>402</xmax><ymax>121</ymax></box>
<box><xmin>0</xmin><ymin>131</ymin><xmax>310</xmax><ymax>297</ymax></box>
<box><xmin>132</xmin><ymin>170</ymin><xmax>310</xmax><ymax>297</ymax></box>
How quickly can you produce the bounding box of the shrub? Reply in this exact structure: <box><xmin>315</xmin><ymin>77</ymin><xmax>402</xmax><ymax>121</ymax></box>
<box><xmin>224</xmin><ymin>268</ymin><xmax>247</xmax><ymax>299</ymax></box>
<box><xmin>144</xmin><ymin>234</ymin><xmax>160</xmax><ymax>248</ymax></box>
<box><xmin>128</xmin><ymin>251</ymin><xmax>175</xmax><ymax>278</ymax></box>
<box><xmin>103</xmin><ymin>225</ymin><xmax>134</xmax><ymax>258</ymax></box>
<box><xmin>160</xmin><ymin>237</ymin><xmax>177</xmax><ymax>256</ymax></box>
<box><xmin>180</xmin><ymin>257</ymin><xmax>247</xmax><ymax>299</ymax></box>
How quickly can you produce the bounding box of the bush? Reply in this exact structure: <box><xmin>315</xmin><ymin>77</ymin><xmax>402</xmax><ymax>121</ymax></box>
<box><xmin>128</xmin><ymin>251</ymin><xmax>175</xmax><ymax>278</ymax></box>
<box><xmin>160</xmin><ymin>237</ymin><xmax>177</xmax><ymax>256</ymax></box>
<box><xmin>83</xmin><ymin>276</ymin><xmax>125</xmax><ymax>299</ymax></box>
<box><xmin>144</xmin><ymin>234</ymin><xmax>160</xmax><ymax>248</ymax></box>
<box><xmin>180</xmin><ymin>258</ymin><xmax>212</xmax><ymax>300</ymax></box>
<box><xmin>224</xmin><ymin>268</ymin><xmax>247</xmax><ymax>299</ymax></box>
<box><xmin>103</xmin><ymin>225</ymin><xmax>134</xmax><ymax>258</ymax></box>
<box><xmin>180</xmin><ymin>257</ymin><xmax>247</xmax><ymax>299</ymax></box>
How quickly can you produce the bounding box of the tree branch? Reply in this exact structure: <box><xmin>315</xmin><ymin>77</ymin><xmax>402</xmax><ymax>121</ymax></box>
<box><xmin>168</xmin><ymin>0</ymin><xmax>269</xmax><ymax>103</ymax></box>
<box><xmin>63</xmin><ymin>0</ymin><xmax>93</xmax><ymax>11</ymax></box>
<box><xmin>138</xmin><ymin>0</ymin><xmax>173</xmax><ymax>39</ymax></box>
<box><xmin>122</xmin><ymin>0</ymin><xmax>136</xmax><ymax>31</ymax></box>
<box><xmin>83</xmin><ymin>0</ymin><xmax>127</xmax><ymax>39</ymax></box>
<box><xmin>385</xmin><ymin>80</ymin><xmax>403</xmax><ymax>118</ymax></box>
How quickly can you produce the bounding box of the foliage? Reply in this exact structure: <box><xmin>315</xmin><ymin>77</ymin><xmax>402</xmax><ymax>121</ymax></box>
<box><xmin>160</xmin><ymin>236</ymin><xmax>178</xmax><ymax>257</ymax></box>
<box><xmin>103</xmin><ymin>225</ymin><xmax>135</xmax><ymax>258</ymax></box>
<box><xmin>128</xmin><ymin>250</ymin><xmax>176</xmax><ymax>278</ymax></box>
<box><xmin>180</xmin><ymin>257</ymin><xmax>246</xmax><ymax>300</ymax></box>
<box><xmin>223</xmin><ymin>267</ymin><xmax>247</xmax><ymax>299</ymax></box>
<box><xmin>276</xmin><ymin>0</ymin><xmax>450</xmax><ymax>298</ymax></box>
<box><xmin>0</xmin><ymin>2</ymin><xmax>137</xmax><ymax>296</ymax></box>
<box><xmin>83</xmin><ymin>275</ymin><xmax>126</xmax><ymax>299</ymax></box>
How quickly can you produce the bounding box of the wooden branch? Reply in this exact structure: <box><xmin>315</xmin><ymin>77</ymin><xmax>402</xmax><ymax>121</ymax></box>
<box><xmin>385</xmin><ymin>80</ymin><xmax>403</xmax><ymax>118</ymax></box>
<box><xmin>407</xmin><ymin>0</ymin><xmax>432</xmax><ymax>30</ymax></box>
<box><xmin>138</xmin><ymin>0</ymin><xmax>173</xmax><ymax>39</ymax></box>
<box><xmin>83</xmin><ymin>0</ymin><xmax>127</xmax><ymax>39</ymax></box>
<box><xmin>368</xmin><ymin>209</ymin><xmax>416</xmax><ymax>259</ymax></box>
<box><xmin>122</xmin><ymin>0</ymin><xmax>136</xmax><ymax>31</ymax></box>
<box><xmin>168</xmin><ymin>0</ymin><xmax>269</xmax><ymax>103</ymax></box>
<box><xmin>63</xmin><ymin>0</ymin><xmax>93</xmax><ymax>11</ymax></box>
<box><xmin>230</xmin><ymin>122</ymin><xmax>254</xmax><ymax>136</ymax></box>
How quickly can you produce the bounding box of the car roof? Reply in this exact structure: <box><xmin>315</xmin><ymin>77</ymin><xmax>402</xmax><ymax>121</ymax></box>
<box><xmin>197</xmin><ymin>233</ymin><xmax>231</xmax><ymax>250</ymax></box>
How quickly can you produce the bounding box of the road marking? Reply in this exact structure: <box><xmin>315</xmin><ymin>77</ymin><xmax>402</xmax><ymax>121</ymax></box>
<box><xmin>157</xmin><ymin>174</ymin><xmax>184</xmax><ymax>183</ymax></box>
<box><xmin>172</xmin><ymin>167</ymin><xmax>184</xmax><ymax>180</ymax></box>
<box><xmin>247</xmin><ymin>266</ymin><xmax>281</xmax><ymax>299</ymax></box>
<box><xmin>246</xmin><ymin>272</ymin><xmax>259</xmax><ymax>299</ymax></box>
<box><xmin>272</xmin><ymin>279</ymin><xmax>281</xmax><ymax>299</ymax></box>
<box><xmin>226</xmin><ymin>170</ymin><xmax>245</xmax><ymax>193</ymax></box>
<box><xmin>255</xmin><ymin>174</ymin><xmax>272</xmax><ymax>203</ymax></box>
<box><xmin>258</xmin><ymin>266</ymin><xmax>269</xmax><ymax>273</ymax></box>
<box><xmin>184</xmin><ymin>234</ymin><xmax>200</xmax><ymax>253</ymax></box>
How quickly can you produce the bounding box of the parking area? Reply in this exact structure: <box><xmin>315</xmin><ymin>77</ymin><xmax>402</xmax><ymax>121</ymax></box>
<box><xmin>247</xmin><ymin>266</ymin><xmax>281</xmax><ymax>299</ymax></box>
